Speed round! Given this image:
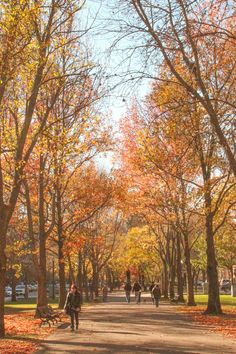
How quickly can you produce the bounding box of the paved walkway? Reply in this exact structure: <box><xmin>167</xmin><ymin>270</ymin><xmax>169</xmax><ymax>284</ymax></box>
<box><xmin>37</xmin><ymin>293</ymin><xmax>236</xmax><ymax>354</ymax></box>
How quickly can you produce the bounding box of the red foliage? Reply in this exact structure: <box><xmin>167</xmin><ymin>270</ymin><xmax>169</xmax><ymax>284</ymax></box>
<box><xmin>179</xmin><ymin>306</ymin><xmax>236</xmax><ymax>339</ymax></box>
<box><xmin>0</xmin><ymin>312</ymin><xmax>53</xmax><ymax>354</ymax></box>
<box><xmin>0</xmin><ymin>340</ymin><xmax>37</xmax><ymax>354</ymax></box>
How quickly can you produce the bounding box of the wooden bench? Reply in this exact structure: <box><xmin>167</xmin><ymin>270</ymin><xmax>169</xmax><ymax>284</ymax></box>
<box><xmin>48</xmin><ymin>305</ymin><xmax>64</xmax><ymax>322</ymax></box>
<box><xmin>37</xmin><ymin>305</ymin><xmax>60</xmax><ymax>327</ymax></box>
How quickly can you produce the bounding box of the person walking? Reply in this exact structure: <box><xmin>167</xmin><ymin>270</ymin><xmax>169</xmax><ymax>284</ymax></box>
<box><xmin>126</xmin><ymin>269</ymin><xmax>131</xmax><ymax>283</ymax></box>
<box><xmin>64</xmin><ymin>284</ymin><xmax>81</xmax><ymax>331</ymax></box>
<box><xmin>102</xmin><ymin>285</ymin><xmax>109</xmax><ymax>302</ymax></box>
<box><xmin>124</xmin><ymin>282</ymin><xmax>132</xmax><ymax>303</ymax></box>
<box><xmin>132</xmin><ymin>281</ymin><xmax>142</xmax><ymax>304</ymax></box>
<box><xmin>149</xmin><ymin>281</ymin><xmax>155</xmax><ymax>304</ymax></box>
<box><xmin>152</xmin><ymin>284</ymin><xmax>161</xmax><ymax>307</ymax></box>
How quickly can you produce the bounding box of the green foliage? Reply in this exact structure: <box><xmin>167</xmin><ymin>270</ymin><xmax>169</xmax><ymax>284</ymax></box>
<box><xmin>191</xmin><ymin>234</ymin><xmax>207</xmax><ymax>271</ymax></box>
<box><xmin>216</xmin><ymin>227</ymin><xmax>236</xmax><ymax>273</ymax></box>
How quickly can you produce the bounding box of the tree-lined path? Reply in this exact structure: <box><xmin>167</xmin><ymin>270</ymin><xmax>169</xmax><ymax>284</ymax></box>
<box><xmin>0</xmin><ymin>1</ymin><xmax>235</xmax><ymax>352</ymax></box>
<box><xmin>37</xmin><ymin>293</ymin><xmax>236</xmax><ymax>354</ymax></box>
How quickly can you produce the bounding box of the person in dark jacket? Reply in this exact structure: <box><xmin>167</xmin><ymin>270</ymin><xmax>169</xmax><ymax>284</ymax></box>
<box><xmin>152</xmin><ymin>284</ymin><xmax>161</xmax><ymax>307</ymax></box>
<box><xmin>149</xmin><ymin>281</ymin><xmax>155</xmax><ymax>304</ymax></box>
<box><xmin>64</xmin><ymin>284</ymin><xmax>81</xmax><ymax>331</ymax></box>
<box><xmin>124</xmin><ymin>282</ymin><xmax>132</xmax><ymax>303</ymax></box>
<box><xmin>132</xmin><ymin>281</ymin><xmax>142</xmax><ymax>304</ymax></box>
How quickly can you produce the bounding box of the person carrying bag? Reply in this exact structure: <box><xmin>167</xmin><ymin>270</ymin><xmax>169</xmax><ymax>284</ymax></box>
<box><xmin>64</xmin><ymin>284</ymin><xmax>81</xmax><ymax>331</ymax></box>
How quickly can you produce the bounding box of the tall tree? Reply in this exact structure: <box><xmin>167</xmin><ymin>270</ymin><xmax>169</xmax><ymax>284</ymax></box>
<box><xmin>0</xmin><ymin>0</ymin><xmax>86</xmax><ymax>337</ymax></box>
<box><xmin>114</xmin><ymin>0</ymin><xmax>236</xmax><ymax>174</ymax></box>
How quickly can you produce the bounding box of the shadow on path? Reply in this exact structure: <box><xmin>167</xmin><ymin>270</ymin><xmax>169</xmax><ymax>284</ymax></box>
<box><xmin>37</xmin><ymin>339</ymin><xmax>214</xmax><ymax>354</ymax></box>
<box><xmin>37</xmin><ymin>293</ymin><xmax>236</xmax><ymax>354</ymax></box>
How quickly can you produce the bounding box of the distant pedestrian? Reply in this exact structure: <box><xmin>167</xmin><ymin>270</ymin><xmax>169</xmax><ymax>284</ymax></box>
<box><xmin>102</xmin><ymin>285</ymin><xmax>109</xmax><ymax>302</ymax></box>
<box><xmin>64</xmin><ymin>284</ymin><xmax>81</xmax><ymax>331</ymax></box>
<box><xmin>88</xmin><ymin>282</ymin><xmax>93</xmax><ymax>300</ymax></box>
<box><xmin>132</xmin><ymin>281</ymin><xmax>142</xmax><ymax>304</ymax></box>
<box><xmin>149</xmin><ymin>281</ymin><xmax>155</xmax><ymax>304</ymax></box>
<box><xmin>126</xmin><ymin>269</ymin><xmax>131</xmax><ymax>283</ymax></box>
<box><xmin>152</xmin><ymin>284</ymin><xmax>161</xmax><ymax>307</ymax></box>
<box><xmin>124</xmin><ymin>282</ymin><xmax>132</xmax><ymax>303</ymax></box>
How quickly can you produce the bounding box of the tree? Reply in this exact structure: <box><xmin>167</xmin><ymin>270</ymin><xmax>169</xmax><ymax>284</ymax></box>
<box><xmin>118</xmin><ymin>68</ymin><xmax>235</xmax><ymax>313</ymax></box>
<box><xmin>62</xmin><ymin>170</ymin><xmax>120</xmax><ymax>299</ymax></box>
<box><xmin>0</xmin><ymin>0</ymin><xmax>87</xmax><ymax>337</ymax></box>
<box><xmin>113</xmin><ymin>0</ymin><xmax>236</xmax><ymax>175</ymax></box>
<box><xmin>6</xmin><ymin>227</ymin><xmax>30</xmax><ymax>302</ymax></box>
<box><xmin>147</xmin><ymin>75</ymin><xmax>236</xmax><ymax>313</ymax></box>
<box><xmin>118</xmin><ymin>102</ymin><xmax>198</xmax><ymax>304</ymax></box>
<box><xmin>216</xmin><ymin>219</ymin><xmax>236</xmax><ymax>284</ymax></box>
<box><xmin>54</xmin><ymin>165</ymin><xmax>114</xmax><ymax>306</ymax></box>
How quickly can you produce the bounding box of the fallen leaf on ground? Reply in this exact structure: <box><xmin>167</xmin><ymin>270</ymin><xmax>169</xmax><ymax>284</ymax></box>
<box><xmin>178</xmin><ymin>306</ymin><xmax>236</xmax><ymax>339</ymax></box>
<box><xmin>0</xmin><ymin>312</ymin><xmax>55</xmax><ymax>354</ymax></box>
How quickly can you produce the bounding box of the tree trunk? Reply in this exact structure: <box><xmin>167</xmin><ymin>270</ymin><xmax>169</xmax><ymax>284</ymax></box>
<box><xmin>68</xmin><ymin>256</ymin><xmax>75</xmax><ymax>285</ymax></box>
<box><xmin>37</xmin><ymin>271</ymin><xmax>48</xmax><ymax>309</ymax></box>
<box><xmin>77</xmin><ymin>251</ymin><xmax>83</xmax><ymax>293</ymax></box>
<box><xmin>109</xmin><ymin>268</ymin><xmax>114</xmax><ymax>291</ymax></box>
<box><xmin>183</xmin><ymin>233</ymin><xmax>196</xmax><ymax>306</ymax></box>
<box><xmin>36</xmin><ymin>245</ymin><xmax>48</xmax><ymax>310</ymax></box>
<box><xmin>0</xmin><ymin>264</ymin><xmax>6</xmax><ymax>338</ymax></box>
<box><xmin>37</xmin><ymin>155</ymin><xmax>48</xmax><ymax>311</ymax></box>
<box><xmin>56</xmin><ymin>186</ymin><xmax>66</xmax><ymax>309</ymax></box>
<box><xmin>0</xmin><ymin>208</ymin><xmax>9</xmax><ymax>337</ymax></box>
<box><xmin>169</xmin><ymin>230</ymin><xmax>176</xmax><ymax>300</ymax></box>
<box><xmin>92</xmin><ymin>264</ymin><xmax>99</xmax><ymax>298</ymax></box>
<box><xmin>229</xmin><ymin>267</ymin><xmax>234</xmax><ymax>285</ymax></box>
<box><xmin>205</xmin><ymin>213</ymin><xmax>222</xmax><ymax>314</ymax></box>
<box><xmin>208</xmin><ymin>111</ymin><xmax>236</xmax><ymax>177</ymax></box>
<box><xmin>106</xmin><ymin>267</ymin><xmax>112</xmax><ymax>290</ymax></box>
<box><xmin>194</xmin><ymin>269</ymin><xmax>200</xmax><ymax>293</ymax></box>
<box><xmin>162</xmin><ymin>262</ymin><xmax>169</xmax><ymax>299</ymax></box>
<box><xmin>185</xmin><ymin>257</ymin><xmax>195</xmax><ymax>306</ymax></box>
<box><xmin>58</xmin><ymin>242</ymin><xmax>66</xmax><ymax>308</ymax></box>
<box><xmin>109</xmin><ymin>270</ymin><xmax>114</xmax><ymax>292</ymax></box>
<box><xmin>196</xmin><ymin>130</ymin><xmax>222</xmax><ymax>314</ymax></box>
<box><xmin>83</xmin><ymin>258</ymin><xmax>89</xmax><ymax>302</ymax></box>
<box><xmin>169</xmin><ymin>264</ymin><xmax>176</xmax><ymax>299</ymax></box>
<box><xmin>176</xmin><ymin>233</ymin><xmax>184</xmax><ymax>302</ymax></box>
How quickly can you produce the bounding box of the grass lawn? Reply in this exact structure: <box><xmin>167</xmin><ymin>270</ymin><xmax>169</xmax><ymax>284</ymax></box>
<box><xmin>5</xmin><ymin>298</ymin><xmax>59</xmax><ymax>314</ymax></box>
<box><xmin>193</xmin><ymin>294</ymin><xmax>236</xmax><ymax>307</ymax></box>
<box><xmin>5</xmin><ymin>297</ymin><xmax>91</xmax><ymax>314</ymax></box>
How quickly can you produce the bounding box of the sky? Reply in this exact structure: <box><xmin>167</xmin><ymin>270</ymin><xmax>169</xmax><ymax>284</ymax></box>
<box><xmin>81</xmin><ymin>0</ymin><xmax>152</xmax><ymax>171</ymax></box>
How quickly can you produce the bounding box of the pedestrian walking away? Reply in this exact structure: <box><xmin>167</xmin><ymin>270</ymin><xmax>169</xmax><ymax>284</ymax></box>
<box><xmin>149</xmin><ymin>281</ymin><xmax>155</xmax><ymax>304</ymax></box>
<box><xmin>64</xmin><ymin>284</ymin><xmax>81</xmax><ymax>331</ymax></box>
<box><xmin>152</xmin><ymin>284</ymin><xmax>161</xmax><ymax>307</ymax></box>
<box><xmin>102</xmin><ymin>285</ymin><xmax>109</xmax><ymax>302</ymax></box>
<box><xmin>132</xmin><ymin>281</ymin><xmax>142</xmax><ymax>304</ymax></box>
<box><xmin>124</xmin><ymin>282</ymin><xmax>132</xmax><ymax>303</ymax></box>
